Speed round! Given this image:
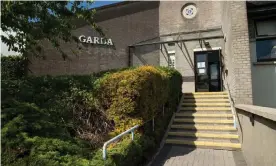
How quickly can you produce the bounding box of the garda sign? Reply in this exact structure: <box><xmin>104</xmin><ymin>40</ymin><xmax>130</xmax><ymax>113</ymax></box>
<box><xmin>78</xmin><ymin>35</ymin><xmax>113</xmax><ymax>46</ymax></box>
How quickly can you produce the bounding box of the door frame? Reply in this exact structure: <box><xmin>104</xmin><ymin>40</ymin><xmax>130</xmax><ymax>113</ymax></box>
<box><xmin>193</xmin><ymin>47</ymin><xmax>222</xmax><ymax>92</ymax></box>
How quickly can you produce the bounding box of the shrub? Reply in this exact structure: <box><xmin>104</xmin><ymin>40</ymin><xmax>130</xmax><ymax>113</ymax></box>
<box><xmin>92</xmin><ymin>66</ymin><xmax>182</xmax><ymax>165</ymax></box>
<box><xmin>96</xmin><ymin>66</ymin><xmax>171</xmax><ymax>134</ymax></box>
<box><xmin>1</xmin><ymin>99</ymin><xmax>93</xmax><ymax>166</ymax></box>
<box><xmin>1</xmin><ymin>55</ymin><xmax>27</xmax><ymax>80</ymax></box>
<box><xmin>157</xmin><ymin>67</ymin><xmax>183</xmax><ymax>107</ymax></box>
<box><xmin>1</xmin><ymin>65</ymin><xmax>182</xmax><ymax>166</ymax></box>
<box><xmin>1</xmin><ymin>75</ymin><xmax>112</xmax><ymax>165</ymax></box>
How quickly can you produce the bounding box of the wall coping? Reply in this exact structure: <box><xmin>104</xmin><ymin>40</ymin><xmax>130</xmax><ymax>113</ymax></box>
<box><xmin>253</xmin><ymin>61</ymin><xmax>276</xmax><ymax>66</ymax></box>
<box><xmin>236</xmin><ymin>104</ymin><xmax>276</xmax><ymax>122</ymax></box>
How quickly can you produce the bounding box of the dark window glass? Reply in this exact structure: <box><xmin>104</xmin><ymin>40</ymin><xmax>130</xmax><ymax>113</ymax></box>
<box><xmin>255</xmin><ymin>18</ymin><xmax>276</xmax><ymax>62</ymax></box>
<box><xmin>196</xmin><ymin>54</ymin><xmax>207</xmax><ymax>62</ymax></box>
<box><xmin>256</xmin><ymin>39</ymin><xmax>276</xmax><ymax>61</ymax></box>
<box><xmin>168</xmin><ymin>42</ymin><xmax>175</xmax><ymax>46</ymax></box>
<box><xmin>210</xmin><ymin>64</ymin><xmax>218</xmax><ymax>79</ymax></box>
<box><xmin>197</xmin><ymin>82</ymin><xmax>209</xmax><ymax>92</ymax></box>
<box><xmin>256</xmin><ymin>20</ymin><xmax>276</xmax><ymax>36</ymax></box>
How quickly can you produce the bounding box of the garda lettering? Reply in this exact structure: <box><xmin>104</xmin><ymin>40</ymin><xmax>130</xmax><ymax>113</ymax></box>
<box><xmin>79</xmin><ymin>35</ymin><xmax>113</xmax><ymax>46</ymax></box>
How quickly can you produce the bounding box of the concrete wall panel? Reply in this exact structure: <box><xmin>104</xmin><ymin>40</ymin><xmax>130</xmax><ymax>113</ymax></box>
<box><xmin>236</xmin><ymin>105</ymin><xmax>276</xmax><ymax>166</ymax></box>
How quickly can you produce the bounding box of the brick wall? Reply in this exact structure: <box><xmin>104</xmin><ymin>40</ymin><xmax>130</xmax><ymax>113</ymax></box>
<box><xmin>28</xmin><ymin>2</ymin><xmax>159</xmax><ymax>75</ymax></box>
<box><xmin>28</xmin><ymin>1</ymin><xmax>254</xmax><ymax>103</ymax></box>
<box><xmin>221</xmin><ymin>1</ymin><xmax>253</xmax><ymax>104</ymax></box>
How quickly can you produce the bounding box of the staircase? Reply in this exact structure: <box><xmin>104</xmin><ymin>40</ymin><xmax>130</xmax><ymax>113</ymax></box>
<box><xmin>165</xmin><ymin>92</ymin><xmax>241</xmax><ymax>150</ymax></box>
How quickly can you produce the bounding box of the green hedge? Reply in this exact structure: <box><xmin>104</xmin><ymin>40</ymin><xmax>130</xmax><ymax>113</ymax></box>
<box><xmin>1</xmin><ymin>75</ymin><xmax>110</xmax><ymax>166</ymax></box>
<box><xmin>96</xmin><ymin>66</ymin><xmax>168</xmax><ymax>134</ymax></box>
<box><xmin>1</xmin><ymin>55</ymin><xmax>27</xmax><ymax>80</ymax></box>
<box><xmin>91</xmin><ymin>66</ymin><xmax>182</xmax><ymax>165</ymax></box>
<box><xmin>1</xmin><ymin>66</ymin><xmax>182</xmax><ymax>166</ymax></box>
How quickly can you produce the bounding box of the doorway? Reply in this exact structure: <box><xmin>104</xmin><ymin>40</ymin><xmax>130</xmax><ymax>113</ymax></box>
<box><xmin>194</xmin><ymin>50</ymin><xmax>222</xmax><ymax>92</ymax></box>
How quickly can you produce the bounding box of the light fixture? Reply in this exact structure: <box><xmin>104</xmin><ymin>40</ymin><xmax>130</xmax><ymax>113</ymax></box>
<box><xmin>203</xmin><ymin>40</ymin><xmax>210</xmax><ymax>48</ymax></box>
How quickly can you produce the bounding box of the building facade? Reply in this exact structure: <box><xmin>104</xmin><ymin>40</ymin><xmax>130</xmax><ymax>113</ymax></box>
<box><xmin>28</xmin><ymin>1</ymin><xmax>276</xmax><ymax>108</ymax></box>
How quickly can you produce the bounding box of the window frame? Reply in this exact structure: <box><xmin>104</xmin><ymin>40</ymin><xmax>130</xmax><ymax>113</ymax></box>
<box><xmin>254</xmin><ymin>16</ymin><xmax>276</xmax><ymax>62</ymax></box>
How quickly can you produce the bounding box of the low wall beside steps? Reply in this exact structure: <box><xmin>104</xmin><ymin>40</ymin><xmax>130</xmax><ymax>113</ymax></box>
<box><xmin>235</xmin><ymin>104</ymin><xmax>276</xmax><ymax>166</ymax></box>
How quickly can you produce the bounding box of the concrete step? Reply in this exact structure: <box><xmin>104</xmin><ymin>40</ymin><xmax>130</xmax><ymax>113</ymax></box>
<box><xmin>181</xmin><ymin>107</ymin><xmax>231</xmax><ymax>111</ymax></box>
<box><xmin>165</xmin><ymin>139</ymin><xmax>241</xmax><ymax>150</ymax></box>
<box><xmin>166</xmin><ymin>135</ymin><xmax>240</xmax><ymax>143</ymax></box>
<box><xmin>173</xmin><ymin>118</ymin><xmax>234</xmax><ymax>124</ymax></box>
<box><xmin>168</xmin><ymin>132</ymin><xmax>239</xmax><ymax>139</ymax></box>
<box><xmin>169</xmin><ymin>128</ymin><xmax>237</xmax><ymax>134</ymax></box>
<box><xmin>183</xmin><ymin>99</ymin><xmax>229</xmax><ymax>103</ymax></box>
<box><xmin>178</xmin><ymin>111</ymin><xmax>231</xmax><ymax>114</ymax></box>
<box><xmin>182</xmin><ymin>103</ymin><xmax>230</xmax><ymax>107</ymax></box>
<box><xmin>171</xmin><ymin>124</ymin><xmax>236</xmax><ymax>131</ymax></box>
<box><xmin>175</xmin><ymin>113</ymin><xmax>233</xmax><ymax>118</ymax></box>
<box><xmin>183</xmin><ymin>95</ymin><xmax>228</xmax><ymax>99</ymax></box>
<box><xmin>184</xmin><ymin>92</ymin><xmax>228</xmax><ymax>95</ymax></box>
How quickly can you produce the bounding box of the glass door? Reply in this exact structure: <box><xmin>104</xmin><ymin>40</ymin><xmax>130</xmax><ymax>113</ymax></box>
<box><xmin>209</xmin><ymin>62</ymin><xmax>220</xmax><ymax>91</ymax></box>
<box><xmin>194</xmin><ymin>50</ymin><xmax>221</xmax><ymax>92</ymax></box>
<box><xmin>195</xmin><ymin>53</ymin><xmax>209</xmax><ymax>92</ymax></box>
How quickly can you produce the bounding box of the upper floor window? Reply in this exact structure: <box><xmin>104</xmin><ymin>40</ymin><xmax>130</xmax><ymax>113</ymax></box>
<box><xmin>255</xmin><ymin>18</ymin><xmax>276</xmax><ymax>62</ymax></box>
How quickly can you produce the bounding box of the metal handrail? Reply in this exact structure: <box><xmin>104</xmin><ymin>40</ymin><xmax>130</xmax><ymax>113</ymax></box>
<box><xmin>102</xmin><ymin>101</ymin><xmax>180</xmax><ymax>160</ymax></box>
<box><xmin>226</xmin><ymin>90</ymin><xmax>237</xmax><ymax>128</ymax></box>
<box><xmin>102</xmin><ymin>125</ymin><xmax>139</xmax><ymax>160</ymax></box>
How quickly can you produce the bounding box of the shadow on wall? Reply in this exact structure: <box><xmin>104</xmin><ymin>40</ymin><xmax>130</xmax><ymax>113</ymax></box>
<box><xmin>222</xmin><ymin>69</ymin><xmax>245</xmax><ymax>144</ymax></box>
<box><xmin>131</xmin><ymin>44</ymin><xmax>161</xmax><ymax>66</ymax></box>
<box><xmin>177</xmin><ymin>41</ymin><xmax>195</xmax><ymax>73</ymax></box>
<box><xmin>160</xmin><ymin>44</ymin><xmax>169</xmax><ymax>64</ymax></box>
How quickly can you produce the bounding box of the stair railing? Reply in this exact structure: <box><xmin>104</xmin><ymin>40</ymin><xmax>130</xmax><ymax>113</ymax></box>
<box><xmin>226</xmin><ymin>90</ymin><xmax>237</xmax><ymax>129</ymax></box>
<box><xmin>102</xmin><ymin>93</ymin><xmax>183</xmax><ymax>160</ymax></box>
<box><xmin>223</xmin><ymin>75</ymin><xmax>238</xmax><ymax>129</ymax></box>
<box><xmin>102</xmin><ymin>125</ymin><xmax>139</xmax><ymax>160</ymax></box>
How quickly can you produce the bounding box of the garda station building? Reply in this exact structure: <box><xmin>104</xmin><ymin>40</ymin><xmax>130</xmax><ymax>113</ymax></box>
<box><xmin>28</xmin><ymin>1</ymin><xmax>276</xmax><ymax>108</ymax></box>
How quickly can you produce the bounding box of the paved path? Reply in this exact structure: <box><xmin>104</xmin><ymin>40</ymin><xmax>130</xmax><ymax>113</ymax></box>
<box><xmin>150</xmin><ymin>145</ymin><xmax>247</xmax><ymax>166</ymax></box>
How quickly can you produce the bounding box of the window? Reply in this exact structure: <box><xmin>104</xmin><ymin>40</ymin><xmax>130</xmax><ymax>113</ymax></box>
<box><xmin>255</xmin><ymin>18</ymin><xmax>276</xmax><ymax>62</ymax></box>
<box><xmin>167</xmin><ymin>50</ymin><xmax>176</xmax><ymax>68</ymax></box>
<box><xmin>168</xmin><ymin>54</ymin><xmax>176</xmax><ymax>68</ymax></box>
<box><xmin>196</xmin><ymin>54</ymin><xmax>207</xmax><ymax>75</ymax></box>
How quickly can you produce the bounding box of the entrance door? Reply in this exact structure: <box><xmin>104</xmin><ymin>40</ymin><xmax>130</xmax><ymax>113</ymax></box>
<box><xmin>194</xmin><ymin>50</ymin><xmax>221</xmax><ymax>92</ymax></box>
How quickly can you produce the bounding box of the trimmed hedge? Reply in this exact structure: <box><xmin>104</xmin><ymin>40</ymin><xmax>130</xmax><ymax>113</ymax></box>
<box><xmin>96</xmin><ymin>66</ymin><xmax>182</xmax><ymax>135</ymax></box>
<box><xmin>1</xmin><ymin>55</ymin><xmax>27</xmax><ymax>80</ymax></box>
<box><xmin>96</xmin><ymin>66</ymin><xmax>169</xmax><ymax>134</ymax></box>
<box><xmin>90</xmin><ymin>66</ymin><xmax>182</xmax><ymax>166</ymax></box>
<box><xmin>1</xmin><ymin>66</ymin><xmax>182</xmax><ymax>166</ymax></box>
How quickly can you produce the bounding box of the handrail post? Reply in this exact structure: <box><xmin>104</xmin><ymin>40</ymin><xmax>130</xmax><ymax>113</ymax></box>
<box><xmin>131</xmin><ymin>131</ymin><xmax>134</xmax><ymax>140</ymax></box>
<box><xmin>103</xmin><ymin>143</ymin><xmax>107</xmax><ymax>160</ymax></box>
<box><xmin>227</xmin><ymin>89</ymin><xmax>237</xmax><ymax>129</ymax></box>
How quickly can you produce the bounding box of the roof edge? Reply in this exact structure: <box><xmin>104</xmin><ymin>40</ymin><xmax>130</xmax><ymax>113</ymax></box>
<box><xmin>93</xmin><ymin>1</ymin><xmax>138</xmax><ymax>11</ymax></box>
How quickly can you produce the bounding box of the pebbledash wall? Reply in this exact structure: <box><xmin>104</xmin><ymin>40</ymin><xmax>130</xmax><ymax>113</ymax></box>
<box><xmin>29</xmin><ymin>1</ymin><xmax>275</xmax><ymax>107</ymax></box>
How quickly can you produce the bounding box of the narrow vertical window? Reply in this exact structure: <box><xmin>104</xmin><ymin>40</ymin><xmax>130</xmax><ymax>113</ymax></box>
<box><xmin>168</xmin><ymin>50</ymin><xmax>176</xmax><ymax>69</ymax></box>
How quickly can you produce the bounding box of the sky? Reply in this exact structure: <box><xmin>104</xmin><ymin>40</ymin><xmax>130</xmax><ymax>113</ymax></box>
<box><xmin>88</xmin><ymin>1</ymin><xmax>123</xmax><ymax>8</ymax></box>
<box><xmin>1</xmin><ymin>1</ymin><xmax>123</xmax><ymax>56</ymax></box>
<box><xmin>67</xmin><ymin>1</ymin><xmax>124</xmax><ymax>9</ymax></box>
